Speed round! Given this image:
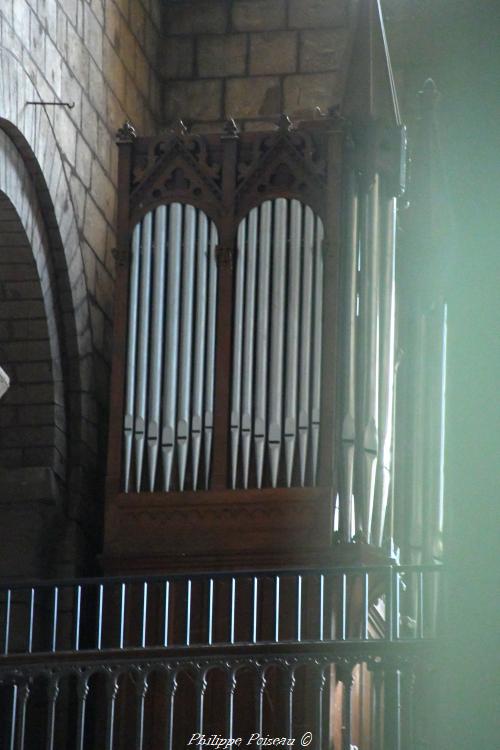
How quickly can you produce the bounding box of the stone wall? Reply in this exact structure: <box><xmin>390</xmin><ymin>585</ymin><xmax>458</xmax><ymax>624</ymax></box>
<box><xmin>161</xmin><ymin>0</ymin><xmax>351</xmax><ymax>130</ymax></box>
<box><xmin>0</xmin><ymin>0</ymin><xmax>163</xmax><ymax>575</ymax></box>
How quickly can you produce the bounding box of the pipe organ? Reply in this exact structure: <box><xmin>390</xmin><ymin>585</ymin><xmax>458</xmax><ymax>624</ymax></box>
<box><xmin>104</xmin><ymin>107</ymin><xmax>407</xmax><ymax>571</ymax></box>
<box><xmin>103</xmin><ymin>0</ymin><xmax>410</xmax><ymax>576</ymax></box>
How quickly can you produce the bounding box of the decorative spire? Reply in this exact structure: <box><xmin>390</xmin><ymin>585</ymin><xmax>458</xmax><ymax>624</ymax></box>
<box><xmin>115</xmin><ymin>120</ymin><xmax>136</xmax><ymax>144</ymax></box>
<box><xmin>342</xmin><ymin>0</ymin><xmax>401</xmax><ymax>127</ymax></box>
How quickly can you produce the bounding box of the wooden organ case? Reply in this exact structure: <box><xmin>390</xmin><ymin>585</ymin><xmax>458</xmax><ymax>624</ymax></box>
<box><xmin>104</xmin><ymin>115</ymin><xmax>344</xmax><ymax>572</ymax></box>
<box><xmin>103</xmin><ymin>0</ymin><xmax>406</xmax><ymax>577</ymax></box>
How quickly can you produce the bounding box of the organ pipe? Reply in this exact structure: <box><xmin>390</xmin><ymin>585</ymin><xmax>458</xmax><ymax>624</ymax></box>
<box><xmin>298</xmin><ymin>207</ymin><xmax>314</xmax><ymax>486</ymax></box>
<box><xmin>177</xmin><ymin>206</ymin><xmax>196</xmax><ymax>490</ymax></box>
<box><xmin>269</xmin><ymin>199</ymin><xmax>288</xmax><ymax>487</ymax></box>
<box><xmin>284</xmin><ymin>200</ymin><xmax>302</xmax><ymax>487</ymax></box>
<box><xmin>147</xmin><ymin>205</ymin><xmax>167</xmax><ymax>491</ymax></box>
<box><xmin>372</xmin><ymin>197</ymin><xmax>397</xmax><ymax>546</ymax></box>
<box><xmin>254</xmin><ymin>202</ymin><xmax>272</xmax><ymax>489</ymax></box>
<box><xmin>241</xmin><ymin>208</ymin><xmax>258</xmax><ymax>488</ymax></box>
<box><xmin>161</xmin><ymin>203</ymin><xmax>182</xmax><ymax>491</ymax></box>
<box><xmin>134</xmin><ymin>212</ymin><xmax>152</xmax><ymax>491</ymax></box>
<box><xmin>123</xmin><ymin>223</ymin><xmax>141</xmax><ymax>492</ymax></box>
<box><xmin>123</xmin><ymin>204</ymin><xmax>218</xmax><ymax>493</ymax></box>
<box><xmin>339</xmin><ymin>171</ymin><xmax>359</xmax><ymax>541</ymax></box>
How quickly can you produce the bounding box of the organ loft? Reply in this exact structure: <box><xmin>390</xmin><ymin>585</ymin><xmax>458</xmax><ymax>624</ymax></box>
<box><xmin>1</xmin><ymin>0</ymin><xmax>492</xmax><ymax>748</ymax></box>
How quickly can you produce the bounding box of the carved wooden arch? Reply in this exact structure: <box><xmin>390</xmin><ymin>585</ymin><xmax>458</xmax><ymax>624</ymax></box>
<box><xmin>235</xmin><ymin>127</ymin><xmax>329</xmax><ymax>224</ymax></box>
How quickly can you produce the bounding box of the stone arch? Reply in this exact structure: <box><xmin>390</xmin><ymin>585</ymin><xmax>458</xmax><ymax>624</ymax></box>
<box><xmin>0</xmin><ymin>49</ymin><xmax>98</xmax><ymax>574</ymax></box>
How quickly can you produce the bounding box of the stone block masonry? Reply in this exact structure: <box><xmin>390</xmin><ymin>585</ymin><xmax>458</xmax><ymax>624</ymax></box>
<box><xmin>162</xmin><ymin>0</ymin><xmax>350</xmax><ymax>130</ymax></box>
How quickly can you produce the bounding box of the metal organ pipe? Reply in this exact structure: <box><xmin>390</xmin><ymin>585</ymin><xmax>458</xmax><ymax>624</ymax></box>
<box><xmin>298</xmin><ymin>207</ymin><xmax>315</xmax><ymax>487</ymax></box>
<box><xmin>254</xmin><ymin>202</ymin><xmax>272</xmax><ymax>488</ymax></box>
<box><xmin>204</xmin><ymin>223</ymin><xmax>218</xmax><ymax>489</ymax></box>
<box><xmin>191</xmin><ymin>213</ymin><xmax>208</xmax><ymax>491</ymax></box>
<box><xmin>162</xmin><ymin>203</ymin><xmax>182</xmax><ymax>491</ymax></box>
<box><xmin>269</xmin><ymin>198</ymin><xmax>288</xmax><ymax>487</ymax></box>
<box><xmin>241</xmin><ymin>208</ymin><xmax>258</xmax><ymax>488</ymax></box>
<box><xmin>356</xmin><ymin>175</ymin><xmax>381</xmax><ymax>543</ymax></box>
<box><xmin>134</xmin><ymin>212</ymin><xmax>152</xmax><ymax>491</ymax></box>
<box><xmin>373</xmin><ymin>197</ymin><xmax>397</xmax><ymax>547</ymax></box>
<box><xmin>177</xmin><ymin>206</ymin><xmax>196</xmax><ymax>490</ymax></box>
<box><xmin>284</xmin><ymin>200</ymin><xmax>302</xmax><ymax>487</ymax></box>
<box><xmin>147</xmin><ymin>205</ymin><xmax>167</xmax><ymax>491</ymax></box>
<box><xmin>123</xmin><ymin>204</ymin><xmax>218</xmax><ymax>493</ymax></box>
<box><xmin>231</xmin><ymin>219</ymin><xmax>246</xmax><ymax>489</ymax></box>
<box><xmin>339</xmin><ymin>172</ymin><xmax>359</xmax><ymax>541</ymax></box>
<box><xmin>123</xmin><ymin>223</ymin><xmax>141</xmax><ymax>492</ymax></box>
<box><xmin>311</xmin><ymin>217</ymin><xmax>324</xmax><ymax>485</ymax></box>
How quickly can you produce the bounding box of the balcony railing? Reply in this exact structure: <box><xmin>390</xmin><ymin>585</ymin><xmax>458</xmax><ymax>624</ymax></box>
<box><xmin>0</xmin><ymin>564</ymin><xmax>442</xmax><ymax>750</ymax></box>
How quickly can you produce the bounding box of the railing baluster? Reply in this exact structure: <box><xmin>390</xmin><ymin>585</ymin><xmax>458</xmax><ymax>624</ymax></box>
<box><xmin>255</xmin><ymin>666</ymin><xmax>267</xmax><ymax>736</ymax></box>
<box><xmin>252</xmin><ymin>576</ymin><xmax>258</xmax><ymax>644</ymax></box>
<box><xmin>196</xmin><ymin>671</ymin><xmax>208</xmax><ymax>735</ymax></box>
<box><xmin>394</xmin><ymin>570</ymin><xmax>401</xmax><ymax>639</ymax></box>
<box><xmin>4</xmin><ymin>588</ymin><xmax>11</xmax><ymax>654</ymax></box>
<box><xmin>314</xmin><ymin>666</ymin><xmax>326</xmax><ymax>750</ymax></box>
<box><xmin>274</xmin><ymin>575</ymin><xmax>280</xmax><ymax>642</ymax></box>
<box><xmin>8</xmin><ymin>682</ymin><xmax>17</xmax><ymax>750</ymax></box>
<box><xmin>96</xmin><ymin>584</ymin><xmax>103</xmax><ymax>650</ymax></box>
<box><xmin>363</xmin><ymin>572</ymin><xmax>369</xmax><ymax>639</ymax></box>
<box><xmin>119</xmin><ymin>583</ymin><xmax>126</xmax><ymax>649</ymax></box>
<box><xmin>166</xmin><ymin>671</ymin><xmax>178</xmax><ymax>750</ymax></box>
<box><xmin>186</xmin><ymin>579</ymin><xmax>192</xmax><ymax>646</ymax></box>
<box><xmin>296</xmin><ymin>575</ymin><xmax>302</xmax><ymax>642</ymax></box>
<box><xmin>339</xmin><ymin>666</ymin><xmax>353</xmax><ymax>750</ymax></box>
<box><xmin>207</xmin><ymin>578</ymin><xmax>214</xmax><ymax>645</ymax></box>
<box><xmin>74</xmin><ymin>585</ymin><xmax>81</xmax><ymax>651</ymax></box>
<box><xmin>341</xmin><ymin>574</ymin><xmax>347</xmax><ymax>640</ymax></box>
<box><xmin>163</xmin><ymin>580</ymin><xmax>170</xmax><ymax>647</ymax></box>
<box><xmin>105</xmin><ymin>673</ymin><xmax>119</xmax><ymax>750</ymax></box>
<box><xmin>16</xmin><ymin>680</ymin><xmax>30</xmax><ymax>750</ymax></box>
<box><xmin>45</xmin><ymin>676</ymin><xmax>59</xmax><ymax>750</ymax></box>
<box><xmin>225</xmin><ymin>669</ymin><xmax>237</xmax><ymax>741</ymax></box>
<box><xmin>135</xmin><ymin>671</ymin><xmax>149</xmax><ymax>750</ymax></box>
<box><xmin>141</xmin><ymin>582</ymin><xmax>148</xmax><ymax>648</ymax></box>
<box><xmin>418</xmin><ymin>570</ymin><xmax>425</xmax><ymax>638</ymax></box>
<box><xmin>51</xmin><ymin>587</ymin><xmax>59</xmax><ymax>652</ymax></box>
<box><xmin>283</xmin><ymin>668</ymin><xmax>296</xmax><ymax>737</ymax></box>
<box><xmin>76</xmin><ymin>674</ymin><xmax>90</xmax><ymax>750</ymax></box>
<box><xmin>28</xmin><ymin>588</ymin><xmax>35</xmax><ymax>654</ymax></box>
<box><xmin>319</xmin><ymin>574</ymin><xmax>324</xmax><ymax>641</ymax></box>
<box><xmin>370</xmin><ymin>663</ymin><xmax>384</xmax><ymax>750</ymax></box>
<box><xmin>230</xmin><ymin>577</ymin><xmax>236</xmax><ymax>645</ymax></box>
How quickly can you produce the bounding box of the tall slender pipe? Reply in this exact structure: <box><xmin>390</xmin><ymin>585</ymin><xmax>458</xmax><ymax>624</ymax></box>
<box><xmin>204</xmin><ymin>222</ymin><xmax>218</xmax><ymax>488</ymax></box>
<box><xmin>284</xmin><ymin>200</ymin><xmax>302</xmax><ymax>487</ymax></box>
<box><xmin>192</xmin><ymin>213</ymin><xmax>209</xmax><ymax>490</ymax></box>
<box><xmin>269</xmin><ymin>199</ymin><xmax>288</xmax><ymax>487</ymax></box>
<box><xmin>241</xmin><ymin>208</ymin><xmax>258</xmax><ymax>487</ymax></box>
<box><xmin>147</xmin><ymin>206</ymin><xmax>167</xmax><ymax>491</ymax></box>
<box><xmin>339</xmin><ymin>171</ymin><xmax>359</xmax><ymax>539</ymax></box>
<box><xmin>134</xmin><ymin>212</ymin><xmax>153</xmax><ymax>491</ymax></box>
<box><xmin>177</xmin><ymin>205</ymin><xmax>196</xmax><ymax>490</ymax></box>
<box><xmin>298</xmin><ymin>207</ymin><xmax>315</xmax><ymax>486</ymax></box>
<box><xmin>254</xmin><ymin>202</ymin><xmax>272</xmax><ymax>487</ymax></box>
<box><xmin>231</xmin><ymin>219</ymin><xmax>246</xmax><ymax>488</ymax></box>
<box><xmin>373</xmin><ymin>195</ymin><xmax>397</xmax><ymax>546</ymax></box>
<box><xmin>357</xmin><ymin>174</ymin><xmax>381</xmax><ymax>541</ymax></box>
<box><xmin>162</xmin><ymin>202</ymin><xmax>182</xmax><ymax>490</ymax></box>
<box><xmin>311</xmin><ymin>216</ymin><xmax>324</xmax><ymax>485</ymax></box>
<box><xmin>123</xmin><ymin>223</ymin><xmax>141</xmax><ymax>491</ymax></box>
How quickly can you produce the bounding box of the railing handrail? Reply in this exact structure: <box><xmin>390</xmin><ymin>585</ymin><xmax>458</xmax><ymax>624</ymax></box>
<box><xmin>0</xmin><ymin>562</ymin><xmax>443</xmax><ymax>591</ymax></box>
